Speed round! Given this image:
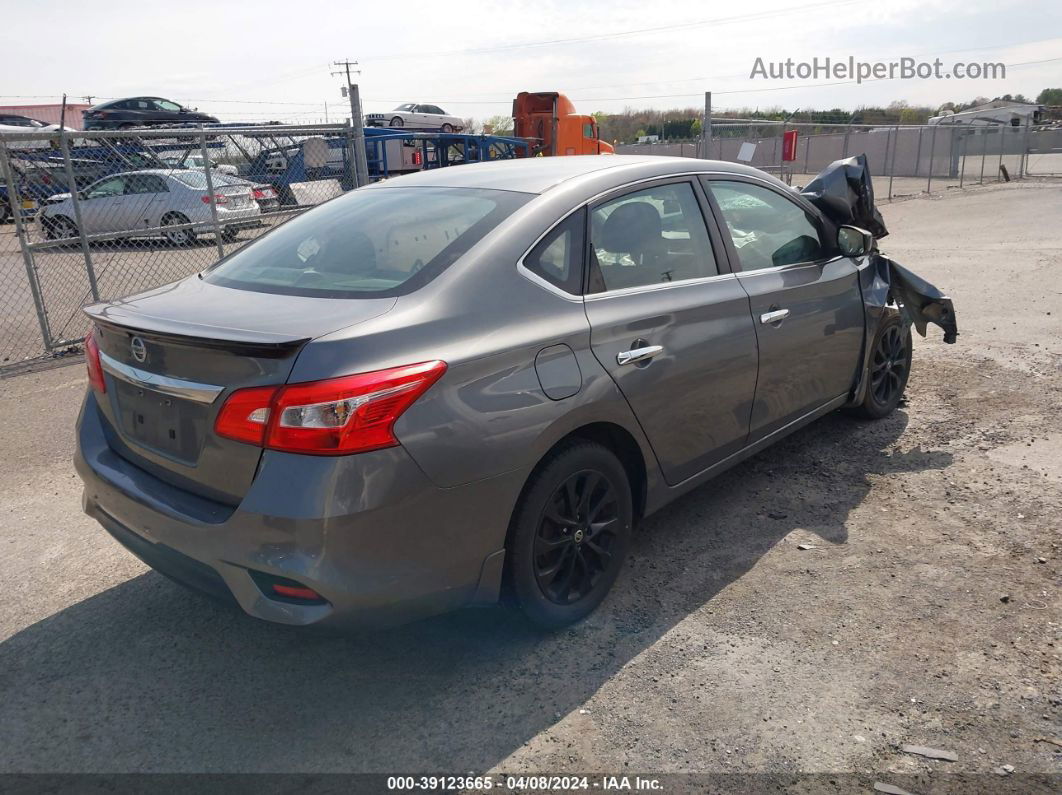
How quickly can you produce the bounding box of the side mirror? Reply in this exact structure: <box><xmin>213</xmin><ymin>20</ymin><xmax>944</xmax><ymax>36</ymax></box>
<box><xmin>838</xmin><ymin>225</ymin><xmax>873</xmax><ymax>257</ymax></box>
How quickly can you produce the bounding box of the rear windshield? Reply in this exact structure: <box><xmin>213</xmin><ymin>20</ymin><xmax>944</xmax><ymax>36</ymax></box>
<box><xmin>203</xmin><ymin>187</ymin><xmax>531</xmax><ymax>298</ymax></box>
<box><xmin>172</xmin><ymin>171</ymin><xmax>226</xmax><ymax>188</ymax></box>
<box><xmin>172</xmin><ymin>171</ymin><xmax>246</xmax><ymax>188</ymax></box>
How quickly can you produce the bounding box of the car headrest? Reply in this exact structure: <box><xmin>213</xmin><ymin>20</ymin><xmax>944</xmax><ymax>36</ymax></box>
<box><xmin>317</xmin><ymin>230</ymin><xmax>376</xmax><ymax>274</ymax></box>
<box><xmin>600</xmin><ymin>202</ymin><xmax>662</xmax><ymax>254</ymax></box>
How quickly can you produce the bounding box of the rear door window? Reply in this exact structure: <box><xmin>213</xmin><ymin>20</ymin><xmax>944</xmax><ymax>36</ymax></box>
<box><xmin>124</xmin><ymin>174</ymin><xmax>167</xmax><ymax>194</ymax></box>
<box><xmin>204</xmin><ymin>187</ymin><xmax>531</xmax><ymax>298</ymax></box>
<box><xmin>523</xmin><ymin>209</ymin><xmax>585</xmax><ymax>295</ymax></box>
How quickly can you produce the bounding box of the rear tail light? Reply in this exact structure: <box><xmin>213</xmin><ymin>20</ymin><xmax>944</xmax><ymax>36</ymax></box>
<box><xmin>412</xmin><ymin>151</ymin><xmax>422</xmax><ymax>166</ymax></box>
<box><xmin>85</xmin><ymin>329</ymin><xmax>106</xmax><ymax>393</ymax></box>
<box><xmin>252</xmin><ymin>187</ymin><xmax>276</xmax><ymax>200</ymax></box>
<box><xmin>215</xmin><ymin>360</ymin><xmax>446</xmax><ymax>455</ymax></box>
<box><xmin>201</xmin><ymin>193</ymin><xmax>230</xmax><ymax>205</ymax></box>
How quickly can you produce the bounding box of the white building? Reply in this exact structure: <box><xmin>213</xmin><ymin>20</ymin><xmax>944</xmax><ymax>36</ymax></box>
<box><xmin>928</xmin><ymin>101</ymin><xmax>1045</xmax><ymax>127</ymax></box>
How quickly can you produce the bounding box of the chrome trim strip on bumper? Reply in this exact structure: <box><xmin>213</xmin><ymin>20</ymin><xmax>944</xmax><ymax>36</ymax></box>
<box><xmin>98</xmin><ymin>351</ymin><xmax>225</xmax><ymax>404</ymax></box>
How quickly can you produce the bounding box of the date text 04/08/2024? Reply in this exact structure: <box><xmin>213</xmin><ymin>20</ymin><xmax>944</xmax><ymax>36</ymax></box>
<box><xmin>385</xmin><ymin>775</ymin><xmax>664</xmax><ymax>791</ymax></box>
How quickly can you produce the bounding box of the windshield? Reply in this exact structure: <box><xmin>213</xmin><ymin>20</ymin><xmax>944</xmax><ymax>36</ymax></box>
<box><xmin>395</xmin><ymin>104</ymin><xmax>416</xmax><ymax>112</ymax></box>
<box><xmin>203</xmin><ymin>187</ymin><xmax>531</xmax><ymax>298</ymax></box>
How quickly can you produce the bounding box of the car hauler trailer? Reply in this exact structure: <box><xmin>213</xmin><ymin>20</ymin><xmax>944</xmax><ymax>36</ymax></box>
<box><xmin>363</xmin><ymin>128</ymin><xmax>531</xmax><ymax>175</ymax></box>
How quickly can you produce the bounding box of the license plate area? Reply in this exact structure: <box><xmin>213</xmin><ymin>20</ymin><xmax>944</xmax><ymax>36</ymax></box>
<box><xmin>113</xmin><ymin>380</ymin><xmax>204</xmax><ymax>463</ymax></box>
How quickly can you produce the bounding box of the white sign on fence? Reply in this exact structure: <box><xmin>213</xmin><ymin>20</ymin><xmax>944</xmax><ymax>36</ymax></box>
<box><xmin>737</xmin><ymin>142</ymin><xmax>757</xmax><ymax>162</ymax></box>
<box><xmin>290</xmin><ymin>179</ymin><xmax>344</xmax><ymax>205</ymax></box>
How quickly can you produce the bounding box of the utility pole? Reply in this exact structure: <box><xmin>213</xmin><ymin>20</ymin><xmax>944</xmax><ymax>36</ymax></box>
<box><xmin>331</xmin><ymin>59</ymin><xmax>368</xmax><ymax>187</ymax></box>
<box><xmin>702</xmin><ymin>92</ymin><xmax>712</xmax><ymax>160</ymax></box>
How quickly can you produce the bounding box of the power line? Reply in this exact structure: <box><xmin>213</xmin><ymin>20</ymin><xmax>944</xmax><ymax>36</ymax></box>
<box><xmin>364</xmin><ymin>54</ymin><xmax>1062</xmax><ymax>107</ymax></box>
<box><xmin>555</xmin><ymin>35</ymin><xmax>1062</xmax><ymax>93</ymax></box>
<box><xmin>359</xmin><ymin>0</ymin><xmax>862</xmax><ymax>61</ymax></box>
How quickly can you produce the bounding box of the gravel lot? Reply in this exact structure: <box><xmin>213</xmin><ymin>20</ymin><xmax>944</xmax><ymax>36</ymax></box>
<box><xmin>0</xmin><ymin>181</ymin><xmax>1059</xmax><ymax>789</ymax></box>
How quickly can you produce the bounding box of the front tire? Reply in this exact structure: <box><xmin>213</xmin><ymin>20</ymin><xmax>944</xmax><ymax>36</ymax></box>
<box><xmin>389</xmin><ymin>116</ymin><xmax>404</xmax><ymax>127</ymax></box>
<box><xmin>45</xmin><ymin>215</ymin><xmax>78</xmax><ymax>242</ymax></box>
<box><xmin>506</xmin><ymin>441</ymin><xmax>633</xmax><ymax>629</ymax></box>
<box><xmin>850</xmin><ymin>313</ymin><xmax>912</xmax><ymax>419</ymax></box>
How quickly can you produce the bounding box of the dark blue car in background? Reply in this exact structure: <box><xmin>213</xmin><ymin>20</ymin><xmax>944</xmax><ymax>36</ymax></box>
<box><xmin>83</xmin><ymin>97</ymin><xmax>219</xmax><ymax>130</ymax></box>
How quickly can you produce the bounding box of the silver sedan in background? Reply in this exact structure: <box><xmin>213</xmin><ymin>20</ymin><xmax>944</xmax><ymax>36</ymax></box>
<box><xmin>40</xmin><ymin>169</ymin><xmax>261</xmax><ymax>245</ymax></box>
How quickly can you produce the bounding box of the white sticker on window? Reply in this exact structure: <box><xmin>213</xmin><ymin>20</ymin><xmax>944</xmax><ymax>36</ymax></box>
<box><xmin>296</xmin><ymin>237</ymin><xmax>320</xmax><ymax>262</ymax></box>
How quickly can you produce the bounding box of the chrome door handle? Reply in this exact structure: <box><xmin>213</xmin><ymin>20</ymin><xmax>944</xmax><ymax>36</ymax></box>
<box><xmin>617</xmin><ymin>345</ymin><xmax>663</xmax><ymax>366</ymax></box>
<box><xmin>760</xmin><ymin>309</ymin><xmax>790</xmax><ymax>324</ymax></box>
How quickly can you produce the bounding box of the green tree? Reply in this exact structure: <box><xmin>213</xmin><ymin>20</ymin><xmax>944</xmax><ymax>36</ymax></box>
<box><xmin>1037</xmin><ymin>88</ymin><xmax>1062</xmax><ymax>105</ymax></box>
<box><xmin>482</xmin><ymin>115</ymin><xmax>513</xmax><ymax>135</ymax></box>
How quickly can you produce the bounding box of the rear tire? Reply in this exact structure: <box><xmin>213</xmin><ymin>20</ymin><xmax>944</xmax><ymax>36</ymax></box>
<box><xmin>849</xmin><ymin>313</ymin><xmax>912</xmax><ymax>419</ymax></box>
<box><xmin>45</xmin><ymin>215</ymin><xmax>78</xmax><ymax>242</ymax></box>
<box><xmin>506</xmin><ymin>441</ymin><xmax>633</xmax><ymax>629</ymax></box>
<box><xmin>220</xmin><ymin>226</ymin><xmax>240</xmax><ymax>243</ymax></box>
<box><xmin>161</xmin><ymin>212</ymin><xmax>196</xmax><ymax>246</ymax></box>
<box><xmin>440</xmin><ymin>123</ymin><xmax>453</xmax><ymax>133</ymax></box>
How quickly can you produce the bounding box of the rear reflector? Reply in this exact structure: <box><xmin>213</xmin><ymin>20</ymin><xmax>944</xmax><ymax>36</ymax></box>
<box><xmin>214</xmin><ymin>360</ymin><xmax>446</xmax><ymax>455</ymax></box>
<box><xmin>85</xmin><ymin>329</ymin><xmax>106</xmax><ymax>393</ymax></box>
<box><xmin>272</xmin><ymin>583</ymin><xmax>322</xmax><ymax>601</ymax></box>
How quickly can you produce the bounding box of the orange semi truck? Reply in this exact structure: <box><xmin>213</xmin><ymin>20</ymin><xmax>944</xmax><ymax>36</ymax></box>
<box><xmin>512</xmin><ymin>92</ymin><xmax>614</xmax><ymax>156</ymax></box>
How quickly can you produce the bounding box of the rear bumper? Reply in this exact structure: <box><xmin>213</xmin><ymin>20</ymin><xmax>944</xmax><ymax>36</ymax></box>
<box><xmin>75</xmin><ymin>393</ymin><xmax>522</xmax><ymax>628</ymax></box>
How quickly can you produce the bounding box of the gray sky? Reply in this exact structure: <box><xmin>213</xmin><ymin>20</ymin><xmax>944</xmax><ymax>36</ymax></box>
<box><xmin>3</xmin><ymin>0</ymin><xmax>1060</xmax><ymax>122</ymax></box>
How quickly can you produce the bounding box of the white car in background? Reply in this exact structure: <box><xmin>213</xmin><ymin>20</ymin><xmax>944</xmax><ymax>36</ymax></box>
<box><xmin>365</xmin><ymin>103</ymin><xmax>464</xmax><ymax>132</ymax></box>
<box><xmin>40</xmin><ymin>169</ymin><xmax>260</xmax><ymax>246</ymax></box>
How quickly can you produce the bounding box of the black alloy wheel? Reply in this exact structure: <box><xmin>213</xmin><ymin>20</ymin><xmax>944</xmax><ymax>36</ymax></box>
<box><xmin>871</xmin><ymin>323</ymin><xmax>908</xmax><ymax>406</ymax></box>
<box><xmin>507</xmin><ymin>440</ymin><xmax>633</xmax><ymax>628</ymax></box>
<box><xmin>850</xmin><ymin>313</ymin><xmax>912</xmax><ymax>419</ymax></box>
<box><xmin>534</xmin><ymin>469</ymin><xmax>621</xmax><ymax>605</ymax></box>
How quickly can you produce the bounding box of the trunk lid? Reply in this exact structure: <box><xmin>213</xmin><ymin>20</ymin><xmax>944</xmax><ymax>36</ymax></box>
<box><xmin>85</xmin><ymin>276</ymin><xmax>396</xmax><ymax>504</ymax></box>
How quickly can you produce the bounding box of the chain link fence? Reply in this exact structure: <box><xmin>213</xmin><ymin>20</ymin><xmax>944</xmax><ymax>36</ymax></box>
<box><xmin>0</xmin><ymin>120</ymin><xmax>1057</xmax><ymax>373</ymax></box>
<box><xmin>618</xmin><ymin>120</ymin><xmax>1046</xmax><ymax>196</ymax></box>
<box><xmin>0</xmin><ymin>123</ymin><xmax>361</xmax><ymax>370</ymax></box>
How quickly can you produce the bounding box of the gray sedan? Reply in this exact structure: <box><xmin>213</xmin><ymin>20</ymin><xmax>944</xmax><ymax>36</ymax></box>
<box><xmin>75</xmin><ymin>155</ymin><xmax>957</xmax><ymax>629</ymax></box>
